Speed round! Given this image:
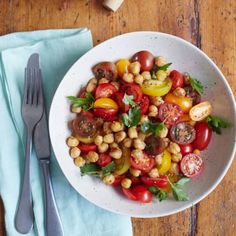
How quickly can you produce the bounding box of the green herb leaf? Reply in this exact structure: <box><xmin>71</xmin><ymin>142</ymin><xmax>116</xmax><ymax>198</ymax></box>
<box><xmin>141</xmin><ymin>120</ymin><xmax>166</xmax><ymax>136</ymax></box>
<box><xmin>156</xmin><ymin>189</ymin><xmax>168</xmax><ymax>202</ymax></box>
<box><xmin>207</xmin><ymin>115</ymin><xmax>231</xmax><ymax>134</ymax></box>
<box><xmin>80</xmin><ymin>163</ymin><xmax>100</xmax><ymax>176</ymax></box>
<box><xmin>67</xmin><ymin>92</ymin><xmax>95</xmax><ymax>111</ymax></box>
<box><xmin>158</xmin><ymin>62</ymin><xmax>172</xmax><ymax>71</ymax></box>
<box><xmin>122</xmin><ymin>93</ymin><xmax>136</xmax><ymax>107</ymax></box>
<box><xmin>102</xmin><ymin>161</ymin><xmax>115</xmax><ymax>176</ymax></box>
<box><xmin>150</xmin><ymin>63</ymin><xmax>172</xmax><ymax>79</ymax></box>
<box><xmin>175</xmin><ymin>177</ymin><xmax>190</xmax><ymax>186</ymax></box>
<box><xmin>121</xmin><ymin>106</ymin><xmax>141</xmax><ymax>127</ymax></box>
<box><xmin>189</xmin><ymin>77</ymin><xmax>204</xmax><ymax>94</ymax></box>
<box><xmin>148</xmin><ymin>186</ymin><xmax>158</xmax><ymax>194</ymax></box>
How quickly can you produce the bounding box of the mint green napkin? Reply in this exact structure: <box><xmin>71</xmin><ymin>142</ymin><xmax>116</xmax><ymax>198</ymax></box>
<box><xmin>0</xmin><ymin>28</ymin><xmax>132</xmax><ymax>236</ymax></box>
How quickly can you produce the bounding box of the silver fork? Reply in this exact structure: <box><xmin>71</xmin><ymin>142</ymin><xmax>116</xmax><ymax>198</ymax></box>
<box><xmin>15</xmin><ymin>54</ymin><xmax>44</xmax><ymax>234</ymax></box>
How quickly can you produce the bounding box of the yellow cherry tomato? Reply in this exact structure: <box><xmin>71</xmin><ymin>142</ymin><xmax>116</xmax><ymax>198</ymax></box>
<box><xmin>189</xmin><ymin>101</ymin><xmax>212</xmax><ymax>121</ymax></box>
<box><xmin>158</xmin><ymin>150</ymin><xmax>171</xmax><ymax>175</ymax></box>
<box><xmin>94</xmin><ymin>98</ymin><xmax>118</xmax><ymax>110</ymax></box>
<box><xmin>116</xmin><ymin>59</ymin><xmax>130</xmax><ymax>78</ymax></box>
<box><xmin>114</xmin><ymin>148</ymin><xmax>131</xmax><ymax>175</ymax></box>
<box><xmin>164</xmin><ymin>93</ymin><xmax>193</xmax><ymax>113</ymax></box>
<box><xmin>141</xmin><ymin>78</ymin><xmax>172</xmax><ymax>96</ymax></box>
<box><xmin>74</xmin><ymin>135</ymin><xmax>95</xmax><ymax>144</ymax></box>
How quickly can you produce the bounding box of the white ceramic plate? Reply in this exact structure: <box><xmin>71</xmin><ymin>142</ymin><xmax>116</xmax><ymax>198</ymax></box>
<box><xmin>49</xmin><ymin>32</ymin><xmax>236</xmax><ymax>217</ymax></box>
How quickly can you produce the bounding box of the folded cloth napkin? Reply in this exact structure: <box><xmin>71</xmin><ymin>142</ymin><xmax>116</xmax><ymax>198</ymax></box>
<box><xmin>0</xmin><ymin>28</ymin><xmax>132</xmax><ymax>236</ymax></box>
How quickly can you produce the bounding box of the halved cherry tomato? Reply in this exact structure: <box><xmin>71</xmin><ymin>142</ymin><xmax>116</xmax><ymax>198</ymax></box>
<box><xmin>93</xmin><ymin>108</ymin><xmax>118</xmax><ymax>121</ymax></box>
<box><xmin>131</xmin><ymin>185</ymin><xmax>152</xmax><ymax>203</ymax></box>
<box><xmin>141</xmin><ymin>176</ymin><xmax>168</xmax><ymax>188</ymax></box>
<box><xmin>141</xmin><ymin>78</ymin><xmax>172</xmax><ymax>97</ymax></box>
<box><xmin>192</xmin><ymin>122</ymin><xmax>212</xmax><ymax>150</ymax></box>
<box><xmin>180</xmin><ymin>153</ymin><xmax>203</xmax><ymax>177</ymax></box>
<box><xmin>114</xmin><ymin>148</ymin><xmax>131</xmax><ymax>175</ymax></box>
<box><xmin>131</xmin><ymin>50</ymin><xmax>154</xmax><ymax>71</ymax></box>
<box><xmin>140</xmin><ymin>95</ymin><xmax>150</xmax><ymax>115</ymax></box>
<box><xmin>121</xmin><ymin>83</ymin><xmax>143</xmax><ymax>102</ymax></box>
<box><xmin>145</xmin><ymin>135</ymin><xmax>165</xmax><ymax>156</ymax></box>
<box><xmin>95</xmin><ymin>83</ymin><xmax>117</xmax><ymax>99</ymax></box>
<box><xmin>94</xmin><ymin>98</ymin><xmax>118</xmax><ymax>110</ymax></box>
<box><xmin>115</xmin><ymin>92</ymin><xmax>130</xmax><ymax>113</ymax></box>
<box><xmin>158</xmin><ymin>102</ymin><xmax>183</xmax><ymax>125</ymax></box>
<box><xmin>189</xmin><ymin>101</ymin><xmax>212</xmax><ymax>121</ymax></box>
<box><xmin>184</xmin><ymin>86</ymin><xmax>201</xmax><ymax>105</ymax></box>
<box><xmin>158</xmin><ymin>150</ymin><xmax>171</xmax><ymax>175</ymax></box>
<box><xmin>169</xmin><ymin>70</ymin><xmax>184</xmax><ymax>89</ymax></box>
<box><xmin>112</xmin><ymin>175</ymin><xmax>125</xmax><ymax>186</ymax></box>
<box><xmin>116</xmin><ymin>59</ymin><xmax>130</xmax><ymax>78</ymax></box>
<box><xmin>122</xmin><ymin>187</ymin><xmax>137</xmax><ymax>201</ymax></box>
<box><xmin>78</xmin><ymin>143</ymin><xmax>97</xmax><ymax>153</ymax></box>
<box><xmin>170</xmin><ymin>122</ymin><xmax>196</xmax><ymax>145</ymax></box>
<box><xmin>130</xmin><ymin>154</ymin><xmax>155</xmax><ymax>172</ymax></box>
<box><xmin>179</xmin><ymin>143</ymin><xmax>193</xmax><ymax>156</ymax></box>
<box><xmin>164</xmin><ymin>93</ymin><xmax>192</xmax><ymax>113</ymax></box>
<box><xmin>97</xmin><ymin>153</ymin><xmax>112</xmax><ymax>167</ymax></box>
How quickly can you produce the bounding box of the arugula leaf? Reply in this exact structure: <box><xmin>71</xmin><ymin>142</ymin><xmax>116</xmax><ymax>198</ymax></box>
<box><xmin>141</xmin><ymin>120</ymin><xmax>166</xmax><ymax>136</ymax></box>
<box><xmin>122</xmin><ymin>93</ymin><xmax>136</xmax><ymax>107</ymax></box>
<box><xmin>80</xmin><ymin>163</ymin><xmax>100</xmax><ymax>176</ymax></box>
<box><xmin>148</xmin><ymin>186</ymin><xmax>167</xmax><ymax>201</ymax></box>
<box><xmin>121</xmin><ymin>106</ymin><xmax>141</xmax><ymax>127</ymax></box>
<box><xmin>102</xmin><ymin>161</ymin><xmax>115</xmax><ymax>176</ymax></box>
<box><xmin>67</xmin><ymin>92</ymin><xmax>95</xmax><ymax>111</ymax></box>
<box><xmin>207</xmin><ymin>115</ymin><xmax>231</xmax><ymax>134</ymax></box>
<box><xmin>189</xmin><ymin>77</ymin><xmax>204</xmax><ymax>94</ymax></box>
<box><xmin>150</xmin><ymin>63</ymin><xmax>172</xmax><ymax>79</ymax></box>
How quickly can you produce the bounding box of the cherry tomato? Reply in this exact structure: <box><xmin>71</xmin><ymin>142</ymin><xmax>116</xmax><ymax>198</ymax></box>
<box><xmin>180</xmin><ymin>153</ymin><xmax>203</xmax><ymax>177</ymax></box>
<box><xmin>94</xmin><ymin>98</ymin><xmax>118</xmax><ymax>110</ymax></box>
<box><xmin>179</xmin><ymin>114</ymin><xmax>191</xmax><ymax>122</ymax></box>
<box><xmin>140</xmin><ymin>95</ymin><xmax>150</xmax><ymax>115</ymax></box>
<box><xmin>169</xmin><ymin>70</ymin><xmax>184</xmax><ymax>89</ymax></box>
<box><xmin>112</xmin><ymin>175</ymin><xmax>125</xmax><ymax>186</ymax></box>
<box><xmin>189</xmin><ymin>101</ymin><xmax>212</xmax><ymax>121</ymax></box>
<box><xmin>184</xmin><ymin>86</ymin><xmax>201</xmax><ymax>105</ymax></box>
<box><xmin>114</xmin><ymin>148</ymin><xmax>131</xmax><ymax>175</ymax></box>
<box><xmin>131</xmin><ymin>50</ymin><xmax>154</xmax><ymax>71</ymax></box>
<box><xmin>158</xmin><ymin>150</ymin><xmax>171</xmax><ymax>175</ymax></box>
<box><xmin>127</xmin><ymin>175</ymin><xmax>141</xmax><ymax>186</ymax></box>
<box><xmin>121</xmin><ymin>83</ymin><xmax>143</xmax><ymax>102</ymax></box>
<box><xmin>122</xmin><ymin>187</ymin><xmax>137</xmax><ymax>201</ymax></box>
<box><xmin>95</xmin><ymin>83</ymin><xmax>117</xmax><ymax>99</ymax></box>
<box><xmin>179</xmin><ymin>144</ymin><xmax>193</xmax><ymax>156</ymax></box>
<box><xmin>79</xmin><ymin>87</ymin><xmax>86</xmax><ymax>98</ymax></box>
<box><xmin>115</xmin><ymin>92</ymin><xmax>130</xmax><ymax>113</ymax></box>
<box><xmin>145</xmin><ymin>136</ymin><xmax>165</xmax><ymax>156</ymax></box>
<box><xmin>92</xmin><ymin>61</ymin><xmax>117</xmax><ymax>80</ymax></box>
<box><xmin>141</xmin><ymin>176</ymin><xmax>168</xmax><ymax>188</ymax></box>
<box><xmin>97</xmin><ymin>153</ymin><xmax>112</xmax><ymax>167</ymax></box>
<box><xmin>170</xmin><ymin>122</ymin><xmax>196</xmax><ymax>145</ymax></box>
<box><xmin>192</xmin><ymin>122</ymin><xmax>212</xmax><ymax>150</ymax></box>
<box><xmin>78</xmin><ymin>143</ymin><xmax>97</xmax><ymax>153</ymax></box>
<box><xmin>164</xmin><ymin>93</ymin><xmax>193</xmax><ymax>113</ymax></box>
<box><xmin>130</xmin><ymin>154</ymin><xmax>155</xmax><ymax>172</ymax></box>
<box><xmin>158</xmin><ymin>102</ymin><xmax>183</xmax><ymax>125</ymax></box>
<box><xmin>93</xmin><ymin>108</ymin><xmax>118</xmax><ymax>121</ymax></box>
<box><xmin>116</xmin><ymin>59</ymin><xmax>130</xmax><ymax>78</ymax></box>
<box><xmin>131</xmin><ymin>185</ymin><xmax>152</xmax><ymax>203</ymax></box>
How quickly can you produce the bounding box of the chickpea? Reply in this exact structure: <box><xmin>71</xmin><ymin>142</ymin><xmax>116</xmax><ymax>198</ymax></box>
<box><xmin>129</xmin><ymin>167</ymin><xmax>141</xmax><ymax>177</ymax></box>
<box><xmin>193</xmin><ymin>149</ymin><xmax>201</xmax><ymax>155</ymax></box>
<box><xmin>94</xmin><ymin>135</ymin><xmax>103</xmax><ymax>146</ymax></box>
<box><xmin>98</xmin><ymin>143</ymin><xmax>109</xmax><ymax>153</ymax></box>
<box><xmin>103</xmin><ymin>133</ymin><xmax>114</xmax><ymax>144</ymax></box>
<box><xmin>155</xmin><ymin>153</ymin><xmax>163</xmax><ymax>165</ymax></box>
<box><xmin>138</xmin><ymin>132</ymin><xmax>146</xmax><ymax>141</ymax></box>
<box><xmin>111</xmin><ymin>121</ymin><xmax>124</xmax><ymax>132</ymax></box>
<box><xmin>110</xmin><ymin>81</ymin><xmax>120</xmax><ymax>90</ymax></box>
<box><xmin>168</xmin><ymin>142</ymin><xmax>181</xmax><ymax>154</ymax></box>
<box><xmin>74</xmin><ymin>156</ymin><xmax>86</xmax><ymax>167</ymax></box>
<box><xmin>86</xmin><ymin>78</ymin><xmax>97</xmax><ymax>93</ymax></box>
<box><xmin>123</xmin><ymin>73</ymin><xmax>134</xmax><ymax>83</ymax></box>
<box><xmin>123</xmin><ymin>138</ymin><xmax>133</xmax><ymax>148</ymax></box>
<box><xmin>148</xmin><ymin>168</ymin><xmax>159</xmax><ymax>178</ymax></box>
<box><xmin>150</xmin><ymin>96</ymin><xmax>164</xmax><ymax>106</ymax></box>
<box><xmin>148</xmin><ymin>105</ymin><xmax>158</xmax><ymax>117</ymax></box>
<box><xmin>141</xmin><ymin>71</ymin><xmax>152</xmax><ymax>80</ymax></box>
<box><xmin>128</xmin><ymin>126</ymin><xmax>138</xmax><ymax>139</ymax></box>
<box><xmin>171</xmin><ymin>153</ymin><xmax>182</xmax><ymax>162</ymax></box>
<box><xmin>134</xmin><ymin>74</ymin><xmax>144</xmax><ymax>85</ymax></box>
<box><xmin>140</xmin><ymin>115</ymin><xmax>149</xmax><ymax>124</ymax></box>
<box><xmin>155</xmin><ymin>56</ymin><xmax>167</xmax><ymax>67</ymax></box>
<box><xmin>110</xmin><ymin>142</ymin><xmax>119</xmax><ymax>149</ymax></box>
<box><xmin>169</xmin><ymin>163</ymin><xmax>180</xmax><ymax>175</ymax></box>
<box><xmin>128</xmin><ymin>61</ymin><xmax>141</xmax><ymax>75</ymax></box>
<box><xmin>158</xmin><ymin>126</ymin><xmax>168</xmax><ymax>138</ymax></box>
<box><xmin>66</xmin><ymin>136</ymin><xmax>79</xmax><ymax>147</ymax></box>
<box><xmin>173</xmin><ymin>87</ymin><xmax>186</xmax><ymax>97</ymax></box>
<box><xmin>70</xmin><ymin>147</ymin><xmax>81</xmax><ymax>158</ymax></box>
<box><xmin>86</xmin><ymin>151</ymin><xmax>99</xmax><ymax>162</ymax></box>
<box><xmin>131</xmin><ymin>149</ymin><xmax>144</xmax><ymax>159</ymax></box>
<box><xmin>109</xmin><ymin>147</ymin><xmax>122</xmax><ymax>159</ymax></box>
<box><xmin>156</xmin><ymin>70</ymin><xmax>167</xmax><ymax>81</ymax></box>
<box><xmin>71</xmin><ymin>105</ymin><xmax>82</xmax><ymax>113</ymax></box>
<box><xmin>102</xmin><ymin>174</ymin><xmax>115</xmax><ymax>185</ymax></box>
<box><xmin>133</xmin><ymin>138</ymin><xmax>146</xmax><ymax>150</ymax></box>
<box><xmin>103</xmin><ymin>122</ymin><xmax>112</xmax><ymax>134</ymax></box>
<box><xmin>115</xmin><ymin>131</ymin><xmax>126</xmax><ymax>143</ymax></box>
<box><xmin>98</xmin><ymin>78</ymin><xmax>109</xmax><ymax>84</ymax></box>
<box><xmin>163</xmin><ymin>138</ymin><xmax>170</xmax><ymax>148</ymax></box>
<box><xmin>121</xmin><ymin>178</ymin><xmax>132</xmax><ymax>189</ymax></box>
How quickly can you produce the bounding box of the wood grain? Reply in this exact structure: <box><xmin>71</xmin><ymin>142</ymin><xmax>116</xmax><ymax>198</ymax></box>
<box><xmin>0</xmin><ymin>0</ymin><xmax>235</xmax><ymax>235</ymax></box>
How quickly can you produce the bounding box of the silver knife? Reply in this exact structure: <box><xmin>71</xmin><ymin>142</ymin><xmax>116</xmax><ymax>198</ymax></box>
<box><xmin>34</xmin><ymin>67</ymin><xmax>64</xmax><ymax>236</ymax></box>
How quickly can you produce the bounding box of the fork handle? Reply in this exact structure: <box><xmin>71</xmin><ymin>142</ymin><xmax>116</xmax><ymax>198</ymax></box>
<box><xmin>40</xmin><ymin>159</ymin><xmax>64</xmax><ymax>236</ymax></box>
<box><xmin>15</xmin><ymin>130</ymin><xmax>34</xmax><ymax>234</ymax></box>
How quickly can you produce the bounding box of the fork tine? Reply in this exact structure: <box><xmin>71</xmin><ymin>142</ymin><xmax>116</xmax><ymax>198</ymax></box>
<box><xmin>32</xmin><ymin>68</ymin><xmax>38</xmax><ymax>105</ymax></box>
<box><xmin>27</xmin><ymin>68</ymin><xmax>34</xmax><ymax>105</ymax></box>
<box><xmin>37</xmin><ymin>69</ymin><xmax>43</xmax><ymax>106</ymax></box>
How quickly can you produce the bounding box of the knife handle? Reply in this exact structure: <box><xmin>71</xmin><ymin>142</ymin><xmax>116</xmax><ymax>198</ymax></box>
<box><xmin>40</xmin><ymin>160</ymin><xmax>64</xmax><ymax>236</ymax></box>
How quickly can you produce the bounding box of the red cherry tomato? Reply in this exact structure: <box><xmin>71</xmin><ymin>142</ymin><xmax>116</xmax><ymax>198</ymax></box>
<box><xmin>184</xmin><ymin>86</ymin><xmax>201</xmax><ymax>105</ymax></box>
<box><xmin>122</xmin><ymin>187</ymin><xmax>137</xmax><ymax>201</ymax></box>
<box><xmin>192</xmin><ymin>122</ymin><xmax>212</xmax><ymax>150</ymax></box>
<box><xmin>145</xmin><ymin>135</ymin><xmax>165</xmax><ymax>156</ymax></box>
<box><xmin>97</xmin><ymin>154</ymin><xmax>112</xmax><ymax>167</ymax></box>
<box><xmin>128</xmin><ymin>175</ymin><xmax>141</xmax><ymax>186</ymax></box>
<box><xmin>79</xmin><ymin>87</ymin><xmax>86</xmax><ymax>98</ymax></box>
<box><xmin>78</xmin><ymin>143</ymin><xmax>97</xmax><ymax>153</ymax></box>
<box><xmin>131</xmin><ymin>185</ymin><xmax>152</xmax><ymax>203</ymax></box>
<box><xmin>121</xmin><ymin>83</ymin><xmax>143</xmax><ymax>102</ymax></box>
<box><xmin>158</xmin><ymin>102</ymin><xmax>183</xmax><ymax>125</ymax></box>
<box><xmin>180</xmin><ymin>153</ymin><xmax>203</xmax><ymax>177</ymax></box>
<box><xmin>93</xmin><ymin>108</ymin><xmax>118</xmax><ymax>121</ymax></box>
<box><xmin>169</xmin><ymin>70</ymin><xmax>184</xmax><ymax>89</ymax></box>
<box><xmin>112</xmin><ymin>175</ymin><xmax>125</xmax><ymax>186</ymax></box>
<box><xmin>95</xmin><ymin>83</ymin><xmax>118</xmax><ymax>99</ymax></box>
<box><xmin>130</xmin><ymin>154</ymin><xmax>155</xmax><ymax>172</ymax></box>
<box><xmin>140</xmin><ymin>95</ymin><xmax>150</xmax><ymax>114</ymax></box>
<box><xmin>141</xmin><ymin>176</ymin><xmax>168</xmax><ymax>188</ymax></box>
<box><xmin>115</xmin><ymin>92</ymin><xmax>130</xmax><ymax>113</ymax></box>
<box><xmin>179</xmin><ymin>144</ymin><xmax>193</xmax><ymax>156</ymax></box>
<box><xmin>131</xmin><ymin>50</ymin><xmax>155</xmax><ymax>71</ymax></box>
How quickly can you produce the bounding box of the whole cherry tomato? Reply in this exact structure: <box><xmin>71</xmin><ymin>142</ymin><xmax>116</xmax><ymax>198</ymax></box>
<box><xmin>141</xmin><ymin>176</ymin><xmax>168</xmax><ymax>188</ymax></box>
<box><xmin>122</xmin><ymin>187</ymin><xmax>137</xmax><ymax>201</ymax></box>
<box><xmin>179</xmin><ymin>144</ymin><xmax>193</xmax><ymax>156</ymax></box>
<box><xmin>169</xmin><ymin>70</ymin><xmax>184</xmax><ymax>89</ymax></box>
<box><xmin>131</xmin><ymin>185</ymin><xmax>152</xmax><ymax>203</ymax></box>
<box><xmin>131</xmin><ymin>50</ymin><xmax>155</xmax><ymax>71</ymax></box>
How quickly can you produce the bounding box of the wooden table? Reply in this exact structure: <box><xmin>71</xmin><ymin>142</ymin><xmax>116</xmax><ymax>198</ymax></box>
<box><xmin>0</xmin><ymin>1</ymin><xmax>235</xmax><ymax>235</ymax></box>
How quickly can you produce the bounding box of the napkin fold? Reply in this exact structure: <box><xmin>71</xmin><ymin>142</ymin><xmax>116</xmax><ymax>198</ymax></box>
<box><xmin>0</xmin><ymin>28</ymin><xmax>132</xmax><ymax>236</ymax></box>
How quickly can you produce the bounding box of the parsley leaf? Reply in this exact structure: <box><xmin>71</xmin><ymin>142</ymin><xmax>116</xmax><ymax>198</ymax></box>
<box><xmin>158</xmin><ymin>63</ymin><xmax>172</xmax><ymax>71</ymax></box>
<box><xmin>80</xmin><ymin>163</ymin><xmax>100</xmax><ymax>176</ymax></box>
<box><xmin>148</xmin><ymin>186</ymin><xmax>168</xmax><ymax>202</ymax></box>
<box><xmin>207</xmin><ymin>115</ymin><xmax>231</xmax><ymax>134</ymax></box>
<box><xmin>148</xmin><ymin>186</ymin><xmax>158</xmax><ymax>194</ymax></box>
<box><xmin>141</xmin><ymin>120</ymin><xmax>166</xmax><ymax>136</ymax></box>
<box><xmin>121</xmin><ymin>106</ymin><xmax>141</xmax><ymax>127</ymax></box>
<box><xmin>189</xmin><ymin>77</ymin><xmax>204</xmax><ymax>94</ymax></box>
<box><xmin>122</xmin><ymin>93</ymin><xmax>136</xmax><ymax>107</ymax></box>
<box><xmin>150</xmin><ymin>63</ymin><xmax>172</xmax><ymax>79</ymax></box>
<box><xmin>175</xmin><ymin>177</ymin><xmax>190</xmax><ymax>186</ymax></box>
<box><xmin>67</xmin><ymin>92</ymin><xmax>95</xmax><ymax>111</ymax></box>
<box><xmin>102</xmin><ymin>161</ymin><xmax>115</xmax><ymax>176</ymax></box>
